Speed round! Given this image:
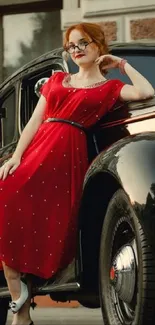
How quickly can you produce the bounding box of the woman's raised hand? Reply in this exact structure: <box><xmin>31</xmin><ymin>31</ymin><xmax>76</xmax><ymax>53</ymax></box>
<box><xmin>95</xmin><ymin>54</ymin><xmax>122</xmax><ymax>70</ymax></box>
<box><xmin>0</xmin><ymin>156</ymin><xmax>21</xmax><ymax>180</ymax></box>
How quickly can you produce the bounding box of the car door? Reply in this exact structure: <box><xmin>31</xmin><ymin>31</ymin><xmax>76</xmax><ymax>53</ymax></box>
<box><xmin>0</xmin><ymin>86</ymin><xmax>18</xmax><ymax>161</ymax></box>
<box><xmin>20</xmin><ymin>67</ymin><xmax>62</xmax><ymax>131</ymax></box>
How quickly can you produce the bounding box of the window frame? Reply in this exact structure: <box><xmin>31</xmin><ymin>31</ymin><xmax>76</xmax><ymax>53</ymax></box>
<box><xmin>0</xmin><ymin>86</ymin><xmax>16</xmax><ymax>148</ymax></box>
<box><xmin>19</xmin><ymin>64</ymin><xmax>63</xmax><ymax>133</ymax></box>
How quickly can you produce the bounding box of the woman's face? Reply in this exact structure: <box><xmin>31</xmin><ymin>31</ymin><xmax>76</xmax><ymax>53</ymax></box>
<box><xmin>68</xmin><ymin>29</ymin><xmax>99</xmax><ymax>67</ymax></box>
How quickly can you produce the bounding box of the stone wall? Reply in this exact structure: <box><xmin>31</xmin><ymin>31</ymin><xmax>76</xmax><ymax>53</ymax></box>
<box><xmin>130</xmin><ymin>18</ymin><xmax>155</xmax><ymax>40</ymax></box>
<box><xmin>125</xmin><ymin>13</ymin><xmax>155</xmax><ymax>42</ymax></box>
<box><xmin>61</xmin><ymin>0</ymin><xmax>155</xmax><ymax>42</ymax></box>
<box><xmin>99</xmin><ymin>21</ymin><xmax>117</xmax><ymax>42</ymax></box>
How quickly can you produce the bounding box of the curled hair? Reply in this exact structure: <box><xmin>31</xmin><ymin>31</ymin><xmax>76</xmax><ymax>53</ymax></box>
<box><xmin>63</xmin><ymin>22</ymin><xmax>109</xmax><ymax>74</ymax></box>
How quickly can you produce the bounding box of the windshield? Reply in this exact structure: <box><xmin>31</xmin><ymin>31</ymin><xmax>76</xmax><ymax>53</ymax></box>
<box><xmin>68</xmin><ymin>53</ymin><xmax>155</xmax><ymax>88</ymax></box>
<box><xmin>107</xmin><ymin>54</ymin><xmax>155</xmax><ymax>88</ymax></box>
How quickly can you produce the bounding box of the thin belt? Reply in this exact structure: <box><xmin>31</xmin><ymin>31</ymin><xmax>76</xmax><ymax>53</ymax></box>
<box><xmin>44</xmin><ymin>117</ymin><xmax>87</xmax><ymax>133</ymax></box>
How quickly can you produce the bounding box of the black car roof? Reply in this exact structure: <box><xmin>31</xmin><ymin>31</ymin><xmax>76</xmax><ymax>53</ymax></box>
<box><xmin>1</xmin><ymin>42</ymin><xmax>155</xmax><ymax>91</ymax></box>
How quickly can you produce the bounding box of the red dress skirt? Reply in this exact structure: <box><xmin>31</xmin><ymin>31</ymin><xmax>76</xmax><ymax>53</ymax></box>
<box><xmin>0</xmin><ymin>72</ymin><xmax>124</xmax><ymax>279</ymax></box>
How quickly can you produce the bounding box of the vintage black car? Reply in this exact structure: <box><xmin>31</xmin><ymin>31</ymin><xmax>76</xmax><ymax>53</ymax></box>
<box><xmin>0</xmin><ymin>43</ymin><xmax>155</xmax><ymax>325</ymax></box>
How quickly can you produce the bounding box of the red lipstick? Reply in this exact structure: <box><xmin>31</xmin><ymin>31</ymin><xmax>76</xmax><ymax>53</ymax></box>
<box><xmin>75</xmin><ymin>54</ymin><xmax>85</xmax><ymax>59</ymax></box>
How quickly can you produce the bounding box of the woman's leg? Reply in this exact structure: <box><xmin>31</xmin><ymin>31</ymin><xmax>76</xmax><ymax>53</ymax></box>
<box><xmin>2</xmin><ymin>262</ymin><xmax>32</xmax><ymax>324</ymax></box>
<box><xmin>12</xmin><ymin>280</ymin><xmax>32</xmax><ymax>325</ymax></box>
<box><xmin>2</xmin><ymin>262</ymin><xmax>21</xmax><ymax>301</ymax></box>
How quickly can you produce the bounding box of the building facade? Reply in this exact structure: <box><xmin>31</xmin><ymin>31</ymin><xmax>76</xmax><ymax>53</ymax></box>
<box><xmin>62</xmin><ymin>0</ymin><xmax>155</xmax><ymax>42</ymax></box>
<box><xmin>0</xmin><ymin>0</ymin><xmax>155</xmax><ymax>82</ymax></box>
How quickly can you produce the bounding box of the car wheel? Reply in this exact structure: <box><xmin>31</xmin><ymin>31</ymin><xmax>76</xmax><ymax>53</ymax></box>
<box><xmin>0</xmin><ymin>298</ymin><xmax>9</xmax><ymax>325</ymax></box>
<box><xmin>99</xmin><ymin>189</ymin><xmax>155</xmax><ymax>325</ymax></box>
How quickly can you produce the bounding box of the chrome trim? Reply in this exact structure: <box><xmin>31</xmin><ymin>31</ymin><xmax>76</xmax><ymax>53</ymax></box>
<box><xmin>101</xmin><ymin>109</ymin><xmax>155</xmax><ymax>130</ymax></box>
<box><xmin>92</xmin><ymin>134</ymin><xmax>99</xmax><ymax>154</ymax></box>
<box><xmin>35</xmin><ymin>282</ymin><xmax>80</xmax><ymax>294</ymax></box>
<box><xmin>0</xmin><ymin>282</ymin><xmax>81</xmax><ymax>298</ymax></box>
<box><xmin>18</xmin><ymin>81</ymin><xmax>23</xmax><ymax>136</ymax></box>
<box><xmin>111</xmin><ymin>245</ymin><xmax>136</xmax><ymax>304</ymax></box>
<box><xmin>0</xmin><ymin>287</ymin><xmax>10</xmax><ymax>298</ymax></box>
<box><xmin>79</xmin><ymin>230</ymin><xmax>83</xmax><ymax>273</ymax></box>
<box><xmin>62</xmin><ymin>56</ymin><xmax>69</xmax><ymax>73</ymax></box>
<box><xmin>1</xmin><ymin>118</ymin><xmax>4</xmax><ymax>147</ymax></box>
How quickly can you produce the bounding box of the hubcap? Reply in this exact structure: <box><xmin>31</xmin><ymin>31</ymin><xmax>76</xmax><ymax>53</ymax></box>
<box><xmin>110</xmin><ymin>245</ymin><xmax>136</xmax><ymax>304</ymax></box>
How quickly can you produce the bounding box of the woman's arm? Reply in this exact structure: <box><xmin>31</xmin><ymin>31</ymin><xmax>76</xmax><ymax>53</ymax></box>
<box><xmin>0</xmin><ymin>95</ymin><xmax>47</xmax><ymax>180</ymax></box>
<box><xmin>120</xmin><ymin>62</ymin><xmax>155</xmax><ymax>101</ymax></box>
<box><xmin>12</xmin><ymin>95</ymin><xmax>46</xmax><ymax>160</ymax></box>
<box><xmin>96</xmin><ymin>54</ymin><xmax>155</xmax><ymax>101</ymax></box>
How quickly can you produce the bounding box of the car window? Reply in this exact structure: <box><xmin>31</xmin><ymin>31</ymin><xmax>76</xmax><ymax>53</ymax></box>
<box><xmin>107</xmin><ymin>54</ymin><xmax>155</xmax><ymax>88</ymax></box>
<box><xmin>66</xmin><ymin>53</ymin><xmax>155</xmax><ymax>88</ymax></box>
<box><xmin>0</xmin><ymin>88</ymin><xmax>16</xmax><ymax>147</ymax></box>
<box><xmin>20</xmin><ymin>66</ymin><xmax>62</xmax><ymax>130</ymax></box>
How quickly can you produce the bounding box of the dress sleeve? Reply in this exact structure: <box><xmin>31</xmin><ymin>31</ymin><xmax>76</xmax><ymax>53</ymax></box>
<box><xmin>108</xmin><ymin>79</ymin><xmax>125</xmax><ymax>112</ymax></box>
<box><xmin>40</xmin><ymin>73</ymin><xmax>56</xmax><ymax>99</ymax></box>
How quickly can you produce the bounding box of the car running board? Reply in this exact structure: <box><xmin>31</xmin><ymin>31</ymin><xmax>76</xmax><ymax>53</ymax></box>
<box><xmin>0</xmin><ymin>286</ymin><xmax>10</xmax><ymax>298</ymax></box>
<box><xmin>0</xmin><ymin>282</ymin><xmax>81</xmax><ymax>298</ymax></box>
<box><xmin>34</xmin><ymin>282</ymin><xmax>81</xmax><ymax>295</ymax></box>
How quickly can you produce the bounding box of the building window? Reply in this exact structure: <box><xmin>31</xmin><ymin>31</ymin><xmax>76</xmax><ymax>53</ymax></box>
<box><xmin>3</xmin><ymin>11</ymin><xmax>62</xmax><ymax>80</ymax></box>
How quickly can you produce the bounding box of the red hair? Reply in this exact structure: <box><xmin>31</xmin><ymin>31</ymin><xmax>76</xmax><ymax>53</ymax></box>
<box><xmin>63</xmin><ymin>22</ymin><xmax>109</xmax><ymax>73</ymax></box>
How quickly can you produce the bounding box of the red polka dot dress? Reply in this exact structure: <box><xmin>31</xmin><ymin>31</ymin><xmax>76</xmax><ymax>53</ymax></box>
<box><xmin>0</xmin><ymin>72</ymin><xmax>124</xmax><ymax>279</ymax></box>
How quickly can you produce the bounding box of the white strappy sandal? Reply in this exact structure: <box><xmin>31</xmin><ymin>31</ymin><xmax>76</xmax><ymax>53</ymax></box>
<box><xmin>9</xmin><ymin>280</ymin><xmax>29</xmax><ymax>313</ymax></box>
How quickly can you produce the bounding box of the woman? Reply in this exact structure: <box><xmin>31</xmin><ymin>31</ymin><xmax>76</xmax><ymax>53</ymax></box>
<box><xmin>0</xmin><ymin>22</ymin><xmax>154</xmax><ymax>325</ymax></box>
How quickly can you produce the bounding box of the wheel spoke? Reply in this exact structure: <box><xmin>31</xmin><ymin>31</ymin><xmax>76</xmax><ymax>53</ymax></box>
<box><xmin>110</xmin><ymin>220</ymin><xmax>137</xmax><ymax>322</ymax></box>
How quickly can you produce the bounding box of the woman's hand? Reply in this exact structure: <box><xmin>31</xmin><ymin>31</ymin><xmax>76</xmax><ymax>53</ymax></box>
<box><xmin>0</xmin><ymin>156</ymin><xmax>21</xmax><ymax>180</ymax></box>
<box><xmin>95</xmin><ymin>54</ymin><xmax>122</xmax><ymax>70</ymax></box>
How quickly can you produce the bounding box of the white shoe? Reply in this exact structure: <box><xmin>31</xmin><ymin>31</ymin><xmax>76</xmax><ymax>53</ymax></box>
<box><xmin>9</xmin><ymin>280</ymin><xmax>29</xmax><ymax>313</ymax></box>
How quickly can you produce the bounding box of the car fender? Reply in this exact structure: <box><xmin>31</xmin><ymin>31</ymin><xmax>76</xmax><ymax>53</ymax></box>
<box><xmin>78</xmin><ymin>132</ymin><xmax>155</xmax><ymax>290</ymax></box>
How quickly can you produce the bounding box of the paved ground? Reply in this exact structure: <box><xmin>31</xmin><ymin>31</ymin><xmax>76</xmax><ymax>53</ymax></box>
<box><xmin>7</xmin><ymin>307</ymin><xmax>104</xmax><ymax>325</ymax></box>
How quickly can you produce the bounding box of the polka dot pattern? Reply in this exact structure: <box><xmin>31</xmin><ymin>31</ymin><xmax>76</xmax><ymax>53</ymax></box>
<box><xmin>0</xmin><ymin>72</ymin><xmax>124</xmax><ymax>279</ymax></box>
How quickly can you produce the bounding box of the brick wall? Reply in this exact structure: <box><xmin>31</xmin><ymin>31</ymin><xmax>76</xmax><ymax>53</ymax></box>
<box><xmin>124</xmin><ymin>12</ymin><xmax>155</xmax><ymax>42</ymax></box>
<box><xmin>99</xmin><ymin>21</ymin><xmax>117</xmax><ymax>42</ymax></box>
<box><xmin>85</xmin><ymin>14</ymin><xmax>155</xmax><ymax>43</ymax></box>
<box><xmin>130</xmin><ymin>17</ymin><xmax>155</xmax><ymax>40</ymax></box>
<box><xmin>61</xmin><ymin>0</ymin><xmax>155</xmax><ymax>42</ymax></box>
